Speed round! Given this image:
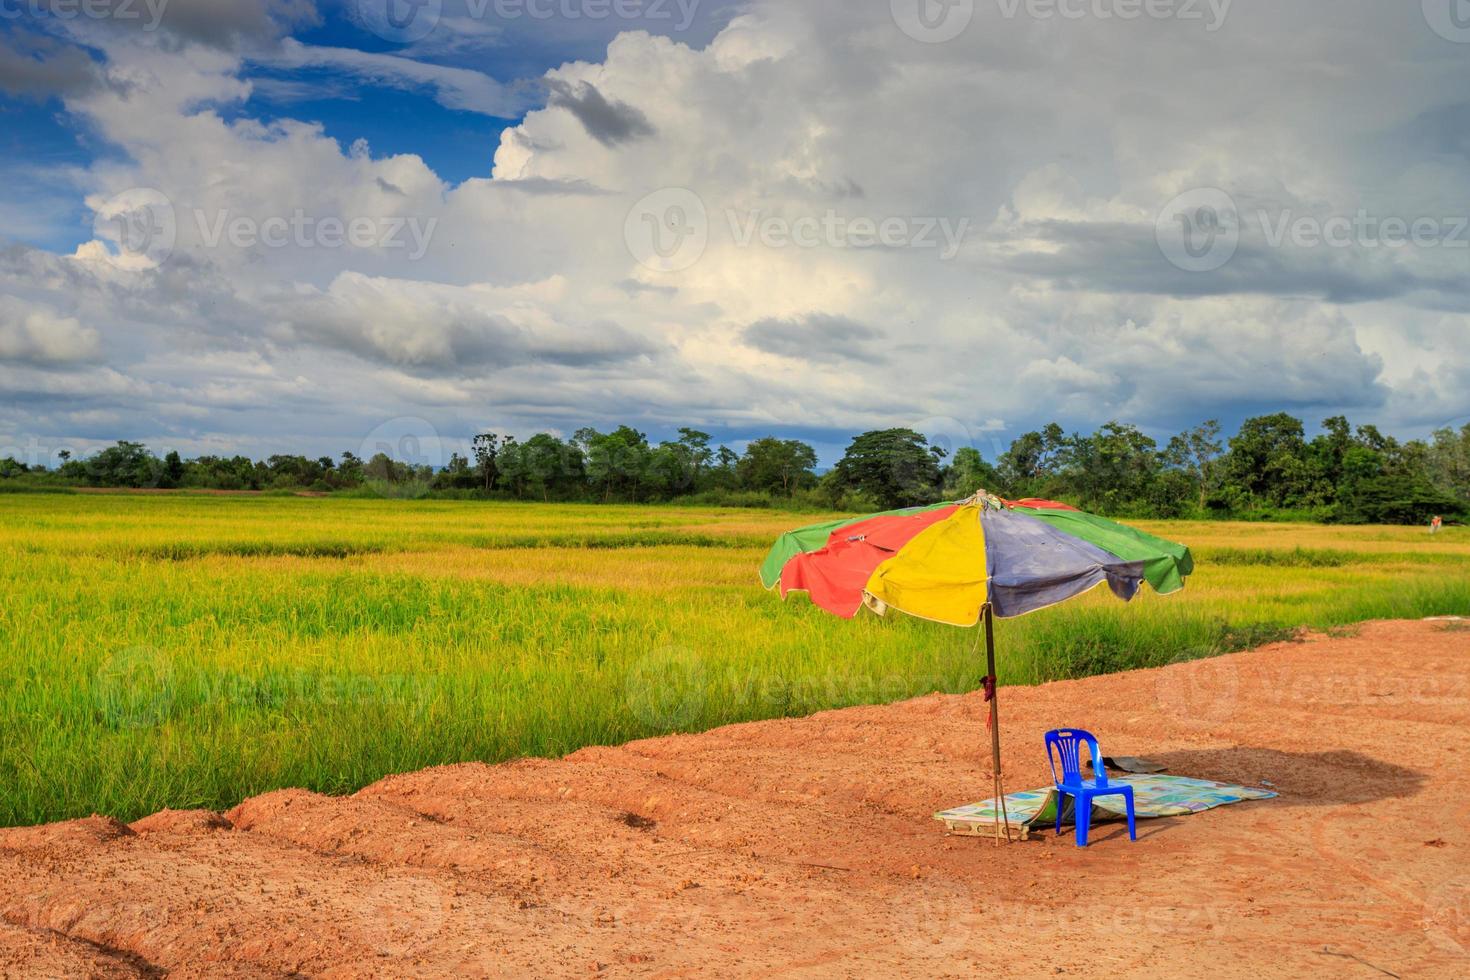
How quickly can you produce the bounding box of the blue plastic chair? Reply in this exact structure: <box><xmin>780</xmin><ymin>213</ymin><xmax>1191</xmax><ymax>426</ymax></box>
<box><xmin>1044</xmin><ymin>729</ymin><xmax>1137</xmax><ymax>847</ymax></box>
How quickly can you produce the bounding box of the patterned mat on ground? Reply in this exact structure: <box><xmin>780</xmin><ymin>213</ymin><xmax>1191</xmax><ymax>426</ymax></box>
<box><xmin>935</xmin><ymin>774</ymin><xmax>1276</xmax><ymax>835</ymax></box>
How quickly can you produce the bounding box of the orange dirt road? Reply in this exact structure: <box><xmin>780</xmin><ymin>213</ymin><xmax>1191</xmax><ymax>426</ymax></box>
<box><xmin>3</xmin><ymin>620</ymin><xmax>1468</xmax><ymax>978</ymax></box>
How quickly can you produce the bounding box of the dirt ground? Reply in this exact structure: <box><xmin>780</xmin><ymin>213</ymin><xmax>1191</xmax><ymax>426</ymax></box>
<box><xmin>3</xmin><ymin>620</ymin><xmax>1468</xmax><ymax>978</ymax></box>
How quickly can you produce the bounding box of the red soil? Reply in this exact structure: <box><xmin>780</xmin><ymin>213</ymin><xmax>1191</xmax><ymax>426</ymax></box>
<box><xmin>3</xmin><ymin>620</ymin><xmax>1467</xmax><ymax>978</ymax></box>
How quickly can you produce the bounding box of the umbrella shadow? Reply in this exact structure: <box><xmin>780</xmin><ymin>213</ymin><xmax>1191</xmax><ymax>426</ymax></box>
<box><xmin>1043</xmin><ymin>747</ymin><xmax>1426</xmax><ymax>844</ymax></box>
<box><xmin>1138</xmin><ymin>747</ymin><xmax>1428</xmax><ymax>808</ymax></box>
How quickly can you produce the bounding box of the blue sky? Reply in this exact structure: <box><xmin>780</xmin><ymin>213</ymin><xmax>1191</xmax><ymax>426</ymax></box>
<box><xmin>2</xmin><ymin>1</ymin><xmax>1469</xmax><ymax>466</ymax></box>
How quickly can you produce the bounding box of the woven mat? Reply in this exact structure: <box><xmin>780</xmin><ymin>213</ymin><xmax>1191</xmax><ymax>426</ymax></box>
<box><xmin>935</xmin><ymin>774</ymin><xmax>1276</xmax><ymax>837</ymax></box>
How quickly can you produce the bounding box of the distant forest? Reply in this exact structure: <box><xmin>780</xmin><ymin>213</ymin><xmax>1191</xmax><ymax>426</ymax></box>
<box><xmin>4</xmin><ymin>413</ymin><xmax>1468</xmax><ymax>525</ymax></box>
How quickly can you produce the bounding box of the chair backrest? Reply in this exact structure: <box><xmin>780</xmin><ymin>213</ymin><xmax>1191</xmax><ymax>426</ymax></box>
<box><xmin>1045</xmin><ymin>729</ymin><xmax>1106</xmax><ymax>787</ymax></box>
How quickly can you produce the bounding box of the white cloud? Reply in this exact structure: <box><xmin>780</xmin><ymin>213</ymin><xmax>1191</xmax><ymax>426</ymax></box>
<box><xmin>0</xmin><ymin>296</ymin><xmax>101</xmax><ymax>365</ymax></box>
<box><xmin>262</xmin><ymin>38</ymin><xmax>531</xmax><ymax>118</ymax></box>
<box><xmin>4</xmin><ymin>0</ymin><xmax>1470</xmax><ymax>458</ymax></box>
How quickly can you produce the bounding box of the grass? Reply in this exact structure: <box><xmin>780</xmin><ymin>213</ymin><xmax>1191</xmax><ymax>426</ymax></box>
<box><xmin>2</xmin><ymin>494</ymin><xmax>1467</xmax><ymax>827</ymax></box>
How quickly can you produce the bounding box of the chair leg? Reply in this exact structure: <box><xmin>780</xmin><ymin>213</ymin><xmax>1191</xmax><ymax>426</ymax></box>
<box><xmin>1055</xmin><ymin>791</ymin><xmax>1065</xmax><ymax>836</ymax></box>
<box><xmin>1125</xmin><ymin>789</ymin><xmax>1137</xmax><ymax>842</ymax></box>
<box><xmin>1076</xmin><ymin>793</ymin><xmax>1090</xmax><ymax>848</ymax></box>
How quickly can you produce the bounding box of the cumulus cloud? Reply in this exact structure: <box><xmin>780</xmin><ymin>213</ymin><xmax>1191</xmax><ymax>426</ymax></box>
<box><xmin>34</xmin><ymin>0</ymin><xmax>318</xmax><ymax>48</ymax></box>
<box><xmin>742</xmin><ymin>314</ymin><xmax>884</xmax><ymax>364</ymax></box>
<box><xmin>265</xmin><ymin>38</ymin><xmax>531</xmax><ymax>118</ymax></box>
<box><xmin>4</xmin><ymin>0</ymin><xmax>1470</xmax><ymax>458</ymax></box>
<box><xmin>0</xmin><ymin>296</ymin><xmax>101</xmax><ymax>365</ymax></box>
<box><xmin>544</xmin><ymin>79</ymin><xmax>656</xmax><ymax>146</ymax></box>
<box><xmin>282</xmin><ymin>272</ymin><xmax>660</xmax><ymax>373</ymax></box>
<box><xmin>0</xmin><ymin>30</ymin><xmax>101</xmax><ymax>98</ymax></box>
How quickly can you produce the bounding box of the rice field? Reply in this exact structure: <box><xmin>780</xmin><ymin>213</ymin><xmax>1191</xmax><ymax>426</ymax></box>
<box><xmin>2</xmin><ymin>493</ymin><xmax>1467</xmax><ymax>827</ymax></box>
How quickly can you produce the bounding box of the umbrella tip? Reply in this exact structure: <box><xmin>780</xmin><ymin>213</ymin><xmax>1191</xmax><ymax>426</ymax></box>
<box><xmin>960</xmin><ymin>490</ymin><xmax>1006</xmax><ymax>510</ymax></box>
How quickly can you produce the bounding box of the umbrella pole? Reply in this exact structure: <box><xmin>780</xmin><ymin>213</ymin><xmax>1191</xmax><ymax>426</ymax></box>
<box><xmin>983</xmin><ymin>603</ymin><xmax>1013</xmax><ymax>844</ymax></box>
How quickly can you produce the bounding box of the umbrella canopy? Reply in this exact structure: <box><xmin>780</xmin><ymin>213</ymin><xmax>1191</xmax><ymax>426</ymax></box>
<box><xmin>760</xmin><ymin>493</ymin><xmax>1192</xmax><ymax>625</ymax></box>
<box><xmin>760</xmin><ymin>491</ymin><xmax>1194</xmax><ymax>842</ymax></box>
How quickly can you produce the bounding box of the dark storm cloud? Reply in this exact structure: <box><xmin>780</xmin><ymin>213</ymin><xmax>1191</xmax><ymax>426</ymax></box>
<box><xmin>996</xmin><ymin>219</ymin><xmax>1465</xmax><ymax>306</ymax></box>
<box><xmin>0</xmin><ymin>31</ymin><xmax>100</xmax><ymax>98</ymax></box>
<box><xmin>0</xmin><ymin>2</ymin><xmax>317</xmax><ymax>99</ymax></box>
<box><xmin>284</xmin><ymin>289</ymin><xmax>660</xmax><ymax>376</ymax></box>
<box><xmin>544</xmin><ymin>79</ymin><xmax>655</xmax><ymax>147</ymax></box>
<box><xmin>31</xmin><ymin>0</ymin><xmax>319</xmax><ymax>48</ymax></box>
<box><xmin>743</xmin><ymin>314</ymin><xmax>885</xmax><ymax>364</ymax></box>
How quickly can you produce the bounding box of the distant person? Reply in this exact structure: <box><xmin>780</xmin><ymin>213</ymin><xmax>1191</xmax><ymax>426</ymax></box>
<box><xmin>1430</xmin><ymin>515</ymin><xmax>1443</xmax><ymax>535</ymax></box>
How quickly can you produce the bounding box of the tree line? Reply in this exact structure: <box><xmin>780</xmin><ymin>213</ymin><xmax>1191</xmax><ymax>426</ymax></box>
<box><xmin>3</xmin><ymin>413</ymin><xmax>1466</xmax><ymax>524</ymax></box>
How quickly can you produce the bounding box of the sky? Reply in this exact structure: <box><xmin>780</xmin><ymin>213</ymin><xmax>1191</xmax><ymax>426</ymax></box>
<box><xmin>2</xmin><ymin>0</ymin><xmax>1470</xmax><ymax>470</ymax></box>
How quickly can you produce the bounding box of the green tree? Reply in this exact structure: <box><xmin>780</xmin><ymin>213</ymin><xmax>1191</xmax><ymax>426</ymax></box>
<box><xmin>675</xmin><ymin>428</ymin><xmax>714</xmax><ymax>489</ymax></box>
<box><xmin>942</xmin><ymin>446</ymin><xmax>1001</xmax><ymax>499</ymax></box>
<box><xmin>831</xmin><ymin>429</ymin><xmax>943</xmax><ymax>508</ymax></box>
<box><xmin>1427</xmin><ymin>423</ymin><xmax>1470</xmax><ymax>502</ymax></box>
<box><xmin>161</xmin><ymin>450</ymin><xmax>185</xmax><ymax>489</ymax></box>
<box><xmin>998</xmin><ymin>423</ymin><xmax>1067</xmax><ymax>495</ymax></box>
<box><xmin>85</xmin><ymin>441</ymin><xmax>159</xmax><ymax>488</ymax></box>
<box><xmin>471</xmin><ymin>433</ymin><xmax>502</xmax><ymax>492</ymax></box>
<box><xmin>1222</xmin><ymin>413</ymin><xmax>1317</xmax><ymax>508</ymax></box>
<box><xmin>643</xmin><ymin>443</ymin><xmax>688</xmax><ymax>499</ymax></box>
<box><xmin>1067</xmin><ymin>422</ymin><xmax>1161</xmax><ymax>512</ymax></box>
<box><xmin>702</xmin><ymin>445</ymin><xmax>741</xmax><ymax>491</ymax></box>
<box><xmin>336</xmin><ymin>452</ymin><xmax>365</xmax><ymax>487</ymax></box>
<box><xmin>575</xmin><ymin>426</ymin><xmax>652</xmax><ymax>501</ymax></box>
<box><xmin>499</xmin><ymin>434</ymin><xmax>584</xmax><ymax>501</ymax></box>
<box><xmin>1164</xmin><ymin>419</ymin><xmax>1223</xmax><ymax>510</ymax></box>
<box><xmin>433</xmin><ymin>452</ymin><xmax>479</xmax><ymax>491</ymax></box>
<box><xmin>737</xmin><ymin>437</ymin><xmax>819</xmax><ymax>495</ymax></box>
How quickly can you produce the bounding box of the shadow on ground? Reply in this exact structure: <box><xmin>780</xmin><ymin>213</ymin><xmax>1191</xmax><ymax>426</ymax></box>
<box><xmin>1143</xmin><ymin>747</ymin><xmax>1425</xmax><ymax>807</ymax></box>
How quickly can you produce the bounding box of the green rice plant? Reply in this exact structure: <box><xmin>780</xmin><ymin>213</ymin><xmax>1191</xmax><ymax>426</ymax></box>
<box><xmin>0</xmin><ymin>494</ymin><xmax>1466</xmax><ymax>826</ymax></box>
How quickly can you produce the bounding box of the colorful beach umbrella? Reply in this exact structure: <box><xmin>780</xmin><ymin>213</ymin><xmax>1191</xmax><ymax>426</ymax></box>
<box><xmin>760</xmin><ymin>491</ymin><xmax>1193</xmax><ymax>840</ymax></box>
